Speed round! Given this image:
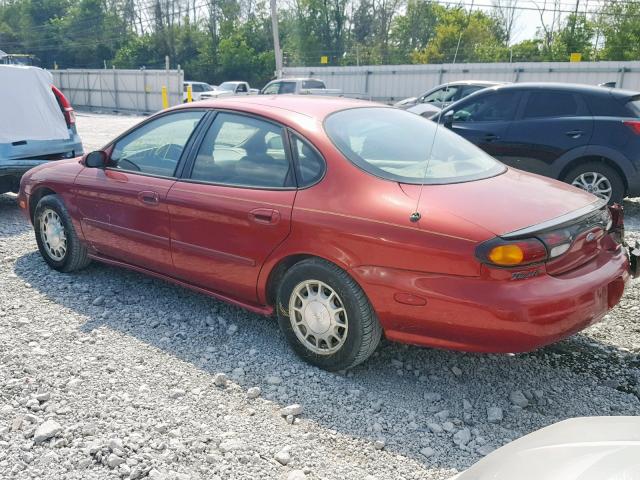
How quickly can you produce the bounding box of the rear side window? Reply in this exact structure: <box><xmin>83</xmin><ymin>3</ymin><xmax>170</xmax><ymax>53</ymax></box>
<box><xmin>190</xmin><ymin>112</ymin><xmax>292</xmax><ymax>188</ymax></box>
<box><xmin>523</xmin><ymin>92</ymin><xmax>579</xmax><ymax>118</ymax></box>
<box><xmin>586</xmin><ymin>94</ymin><xmax>630</xmax><ymax>117</ymax></box>
<box><xmin>301</xmin><ymin>80</ymin><xmax>325</xmax><ymax>89</ymax></box>
<box><xmin>292</xmin><ymin>135</ymin><xmax>324</xmax><ymax>186</ymax></box>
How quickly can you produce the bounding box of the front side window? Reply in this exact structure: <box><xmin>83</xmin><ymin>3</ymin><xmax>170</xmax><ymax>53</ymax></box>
<box><xmin>523</xmin><ymin>91</ymin><xmax>579</xmax><ymax>118</ymax></box>
<box><xmin>421</xmin><ymin>86</ymin><xmax>460</xmax><ymax>104</ymax></box>
<box><xmin>452</xmin><ymin>92</ymin><xmax>519</xmax><ymax>122</ymax></box>
<box><xmin>110</xmin><ymin>111</ymin><xmax>205</xmax><ymax>177</ymax></box>
<box><xmin>192</xmin><ymin>84</ymin><xmax>204</xmax><ymax>92</ymax></box>
<box><xmin>262</xmin><ymin>82</ymin><xmax>280</xmax><ymax>95</ymax></box>
<box><xmin>324</xmin><ymin>107</ymin><xmax>504</xmax><ymax>184</ymax></box>
<box><xmin>190</xmin><ymin>112</ymin><xmax>292</xmax><ymax>188</ymax></box>
<box><xmin>279</xmin><ymin>82</ymin><xmax>296</xmax><ymax>94</ymax></box>
<box><xmin>236</xmin><ymin>83</ymin><xmax>248</xmax><ymax>93</ymax></box>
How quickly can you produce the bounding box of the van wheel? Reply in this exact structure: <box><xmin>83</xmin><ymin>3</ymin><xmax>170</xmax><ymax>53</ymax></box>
<box><xmin>563</xmin><ymin>161</ymin><xmax>625</xmax><ymax>204</ymax></box>
<box><xmin>34</xmin><ymin>194</ymin><xmax>90</xmax><ymax>272</ymax></box>
<box><xmin>276</xmin><ymin>258</ymin><xmax>382</xmax><ymax>371</ymax></box>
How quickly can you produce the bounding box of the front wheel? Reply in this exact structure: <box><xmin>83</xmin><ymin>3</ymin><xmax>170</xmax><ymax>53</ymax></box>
<box><xmin>276</xmin><ymin>258</ymin><xmax>382</xmax><ymax>371</ymax></box>
<box><xmin>563</xmin><ymin>161</ymin><xmax>625</xmax><ymax>204</ymax></box>
<box><xmin>34</xmin><ymin>194</ymin><xmax>91</xmax><ymax>272</ymax></box>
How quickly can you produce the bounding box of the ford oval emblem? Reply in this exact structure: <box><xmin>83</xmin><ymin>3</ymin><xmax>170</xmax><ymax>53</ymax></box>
<box><xmin>586</xmin><ymin>232</ymin><xmax>596</xmax><ymax>242</ymax></box>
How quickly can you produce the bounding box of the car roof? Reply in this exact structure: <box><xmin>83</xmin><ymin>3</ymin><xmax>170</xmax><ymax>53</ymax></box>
<box><xmin>272</xmin><ymin>78</ymin><xmax>323</xmax><ymax>82</ymax></box>
<box><xmin>171</xmin><ymin>95</ymin><xmax>387</xmax><ymax>124</ymax></box>
<box><xmin>444</xmin><ymin>80</ymin><xmax>506</xmax><ymax>86</ymax></box>
<box><xmin>492</xmin><ymin>82</ymin><xmax>639</xmax><ymax>97</ymax></box>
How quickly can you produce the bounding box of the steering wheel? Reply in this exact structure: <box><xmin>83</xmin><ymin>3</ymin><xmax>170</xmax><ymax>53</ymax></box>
<box><xmin>155</xmin><ymin>143</ymin><xmax>183</xmax><ymax>162</ymax></box>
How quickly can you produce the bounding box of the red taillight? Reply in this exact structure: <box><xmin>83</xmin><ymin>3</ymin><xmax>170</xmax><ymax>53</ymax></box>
<box><xmin>51</xmin><ymin>85</ymin><xmax>75</xmax><ymax>127</ymax></box>
<box><xmin>476</xmin><ymin>238</ymin><xmax>548</xmax><ymax>267</ymax></box>
<box><xmin>623</xmin><ymin>120</ymin><xmax>640</xmax><ymax>135</ymax></box>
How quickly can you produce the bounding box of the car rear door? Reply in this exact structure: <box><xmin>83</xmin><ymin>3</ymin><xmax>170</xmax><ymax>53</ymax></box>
<box><xmin>165</xmin><ymin>111</ymin><xmax>296</xmax><ymax>304</ymax></box>
<box><xmin>498</xmin><ymin>90</ymin><xmax>594</xmax><ymax>176</ymax></box>
<box><xmin>447</xmin><ymin>90</ymin><xmax>522</xmax><ymax>160</ymax></box>
<box><xmin>74</xmin><ymin>110</ymin><xmax>207</xmax><ymax>274</ymax></box>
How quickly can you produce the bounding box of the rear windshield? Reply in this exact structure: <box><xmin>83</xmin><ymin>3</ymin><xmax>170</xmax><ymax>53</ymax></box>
<box><xmin>627</xmin><ymin>96</ymin><xmax>640</xmax><ymax>116</ymax></box>
<box><xmin>324</xmin><ymin>107</ymin><xmax>505</xmax><ymax>184</ymax></box>
<box><xmin>302</xmin><ymin>80</ymin><xmax>325</xmax><ymax>89</ymax></box>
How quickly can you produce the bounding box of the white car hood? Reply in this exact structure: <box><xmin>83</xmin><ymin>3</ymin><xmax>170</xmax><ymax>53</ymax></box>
<box><xmin>452</xmin><ymin>417</ymin><xmax>640</xmax><ymax>480</ymax></box>
<box><xmin>0</xmin><ymin>65</ymin><xmax>69</xmax><ymax>143</ymax></box>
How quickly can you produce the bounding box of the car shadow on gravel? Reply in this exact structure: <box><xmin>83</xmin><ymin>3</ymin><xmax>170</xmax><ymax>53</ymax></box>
<box><xmin>0</xmin><ymin>194</ymin><xmax>31</xmax><ymax>238</ymax></box>
<box><xmin>13</xmin><ymin>250</ymin><xmax>640</xmax><ymax>471</ymax></box>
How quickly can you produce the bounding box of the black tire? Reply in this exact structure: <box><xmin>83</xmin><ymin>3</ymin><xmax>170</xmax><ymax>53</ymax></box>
<box><xmin>562</xmin><ymin>161</ymin><xmax>625</xmax><ymax>205</ymax></box>
<box><xmin>276</xmin><ymin>258</ymin><xmax>382</xmax><ymax>371</ymax></box>
<box><xmin>33</xmin><ymin>194</ymin><xmax>91</xmax><ymax>272</ymax></box>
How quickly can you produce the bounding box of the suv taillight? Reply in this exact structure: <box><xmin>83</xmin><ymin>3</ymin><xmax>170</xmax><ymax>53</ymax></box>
<box><xmin>623</xmin><ymin>120</ymin><xmax>640</xmax><ymax>135</ymax></box>
<box><xmin>51</xmin><ymin>85</ymin><xmax>75</xmax><ymax>128</ymax></box>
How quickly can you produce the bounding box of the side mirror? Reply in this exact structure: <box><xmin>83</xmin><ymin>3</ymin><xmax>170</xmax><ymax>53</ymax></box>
<box><xmin>442</xmin><ymin>111</ymin><xmax>454</xmax><ymax>129</ymax></box>
<box><xmin>85</xmin><ymin>150</ymin><xmax>107</xmax><ymax>168</ymax></box>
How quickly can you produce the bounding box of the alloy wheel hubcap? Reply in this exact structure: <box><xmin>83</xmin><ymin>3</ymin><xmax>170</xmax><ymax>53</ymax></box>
<box><xmin>289</xmin><ymin>280</ymin><xmax>348</xmax><ymax>355</ymax></box>
<box><xmin>40</xmin><ymin>209</ymin><xmax>67</xmax><ymax>261</ymax></box>
<box><xmin>571</xmin><ymin>172</ymin><xmax>612</xmax><ymax>202</ymax></box>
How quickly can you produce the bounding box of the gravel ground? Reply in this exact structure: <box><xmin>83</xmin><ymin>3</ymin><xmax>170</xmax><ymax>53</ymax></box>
<box><xmin>1</xmin><ymin>113</ymin><xmax>639</xmax><ymax>480</ymax></box>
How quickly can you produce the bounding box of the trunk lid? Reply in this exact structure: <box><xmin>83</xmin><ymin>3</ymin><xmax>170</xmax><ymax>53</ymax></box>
<box><xmin>402</xmin><ymin>168</ymin><xmax>609</xmax><ymax>274</ymax></box>
<box><xmin>401</xmin><ymin>168</ymin><xmax>600</xmax><ymax>236</ymax></box>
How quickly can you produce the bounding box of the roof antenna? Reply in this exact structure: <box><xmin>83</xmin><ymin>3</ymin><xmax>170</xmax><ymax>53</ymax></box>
<box><xmin>410</xmin><ymin>0</ymin><xmax>474</xmax><ymax>222</ymax></box>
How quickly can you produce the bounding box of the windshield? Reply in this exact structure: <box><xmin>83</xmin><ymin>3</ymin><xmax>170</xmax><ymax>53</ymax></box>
<box><xmin>324</xmin><ymin>107</ymin><xmax>505</xmax><ymax>184</ymax></box>
<box><xmin>219</xmin><ymin>82</ymin><xmax>236</xmax><ymax>91</ymax></box>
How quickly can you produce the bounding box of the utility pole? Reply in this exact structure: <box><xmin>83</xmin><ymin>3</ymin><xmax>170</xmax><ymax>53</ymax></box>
<box><xmin>270</xmin><ymin>0</ymin><xmax>283</xmax><ymax>78</ymax></box>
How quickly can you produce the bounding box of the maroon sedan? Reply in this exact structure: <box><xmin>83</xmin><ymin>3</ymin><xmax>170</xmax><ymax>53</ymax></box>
<box><xmin>18</xmin><ymin>96</ymin><xmax>638</xmax><ymax>371</ymax></box>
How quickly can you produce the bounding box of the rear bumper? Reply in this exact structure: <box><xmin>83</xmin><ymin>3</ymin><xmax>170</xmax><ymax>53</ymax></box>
<box><xmin>352</xmin><ymin>247</ymin><xmax>631</xmax><ymax>353</ymax></box>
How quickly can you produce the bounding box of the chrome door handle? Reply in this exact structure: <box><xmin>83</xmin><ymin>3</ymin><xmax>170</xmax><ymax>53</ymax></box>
<box><xmin>565</xmin><ymin>130</ymin><xmax>583</xmax><ymax>138</ymax></box>
<box><xmin>138</xmin><ymin>191</ymin><xmax>159</xmax><ymax>205</ymax></box>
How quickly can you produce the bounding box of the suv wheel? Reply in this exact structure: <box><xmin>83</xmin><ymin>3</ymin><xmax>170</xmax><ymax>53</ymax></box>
<box><xmin>276</xmin><ymin>258</ymin><xmax>382</xmax><ymax>371</ymax></box>
<box><xmin>563</xmin><ymin>161</ymin><xmax>625</xmax><ymax>204</ymax></box>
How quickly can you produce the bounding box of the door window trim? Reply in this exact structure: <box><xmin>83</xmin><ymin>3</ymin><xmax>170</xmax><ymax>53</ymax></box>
<box><xmin>101</xmin><ymin>108</ymin><xmax>211</xmax><ymax>181</ymax></box>
<box><xmin>178</xmin><ymin>109</ymin><xmax>300</xmax><ymax>191</ymax></box>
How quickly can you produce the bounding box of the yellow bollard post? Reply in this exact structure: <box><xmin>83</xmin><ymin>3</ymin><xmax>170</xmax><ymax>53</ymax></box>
<box><xmin>161</xmin><ymin>86</ymin><xmax>169</xmax><ymax>109</ymax></box>
<box><xmin>186</xmin><ymin>84</ymin><xmax>193</xmax><ymax>103</ymax></box>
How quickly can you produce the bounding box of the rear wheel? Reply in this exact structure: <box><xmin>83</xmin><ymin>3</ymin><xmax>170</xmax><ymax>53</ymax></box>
<box><xmin>34</xmin><ymin>194</ymin><xmax>90</xmax><ymax>272</ymax></box>
<box><xmin>276</xmin><ymin>258</ymin><xmax>382</xmax><ymax>371</ymax></box>
<box><xmin>563</xmin><ymin>161</ymin><xmax>625</xmax><ymax>204</ymax></box>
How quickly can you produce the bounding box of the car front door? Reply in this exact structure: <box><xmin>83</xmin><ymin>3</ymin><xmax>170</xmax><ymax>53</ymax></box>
<box><xmin>498</xmin><ymin>90</ymin><xmax>594</xmax><ymax>176</ymax></box>
<box><xmin>74</xmin><ymin>110</ymin><xmax>207</xmax><ymax>273</ymax></box>
<box><xmin>166</xmin><ymin>111</ymin><xmax>296</xmax><ymax>303</ymax></box>
<box><xmin>447</xmin><ymin>90</ymin><xmax>522</xmax><ymax>160</ymax></box>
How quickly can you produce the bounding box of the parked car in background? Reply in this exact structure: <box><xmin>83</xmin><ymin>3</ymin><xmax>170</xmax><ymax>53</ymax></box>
<box><xmin>18</xmin><ymin>96</ymin><xmax>637</xmax><ymax>371</ymax></box>
<box><xmin>260</xmin><ymin>78</ymin><xmax>342</xmax><ymax>96</ymax></box>
<box><xmin>395</xmin><ymin>80</ymin><xmax>505</xmax><ymax>117</ymax></box>
<box><xmin>450</xmin><ymin>417</ymin><xmax>640</xmax><ymax>480</ymax></box>
<box><xmin>0</xmin><ymin>65</ymin><xmax>82</xmax><ymax>194</ymax></box>
<box><xmin>199</xmin><ymin>81</ymin><xmax>258</xmax><ymax>99</ymax></box>
<box><xmin>435</xmin><ymin>82</ymin><xmax>640</xmax><ymax>203</ymax></box>
<box><xmin>183</xmin><ymin>81</ymin><xmax>217</xmax><ymax>102</ymax></box>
